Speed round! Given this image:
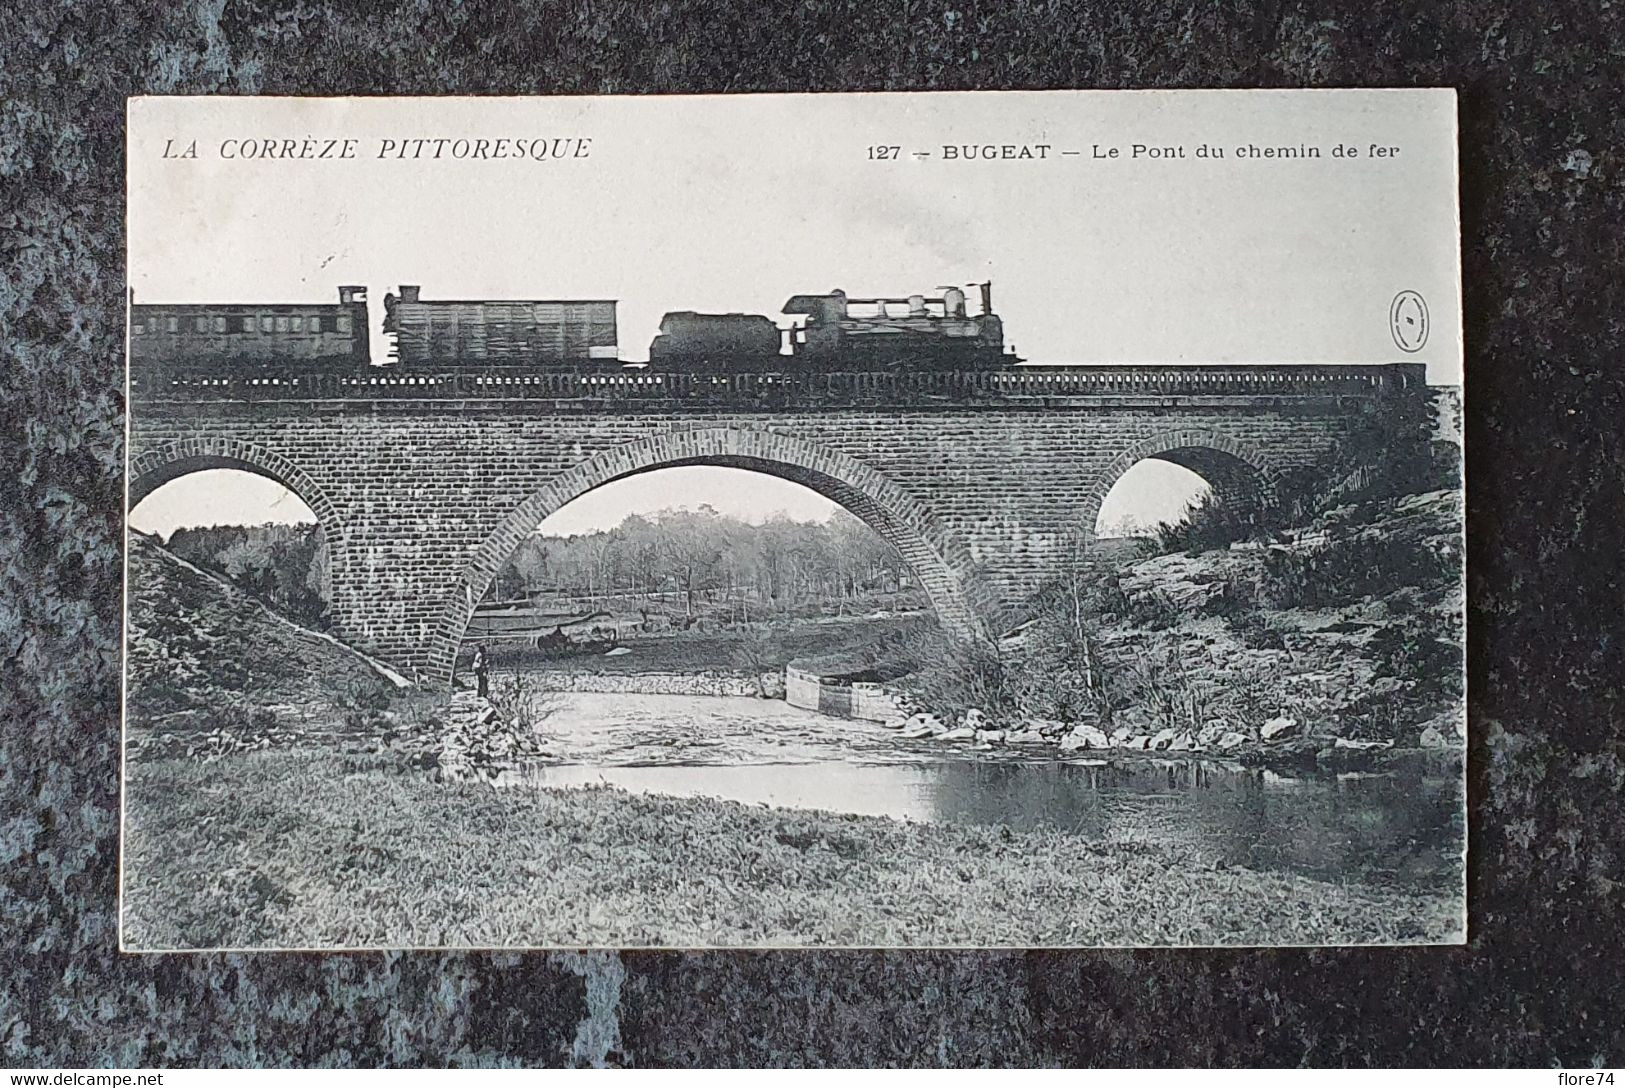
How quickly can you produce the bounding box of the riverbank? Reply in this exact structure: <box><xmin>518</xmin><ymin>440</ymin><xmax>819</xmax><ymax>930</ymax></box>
<box><xmin>483</xmin><ymin>612</ymin><xmax>930</xmax><ymax>675</ymax></box>
<box><xmin>121</xmin><ymin>746</ymin><xmax>1462</xmax><ymax>950</ymax></box>
<box><xmin>857</xmin><ymin>489</ymin><xmax>1467</xmax><ymax>762</ymax></box>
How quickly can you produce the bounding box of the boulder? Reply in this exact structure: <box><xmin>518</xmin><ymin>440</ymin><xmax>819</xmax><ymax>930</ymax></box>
<box><xmin>939</xmin><ymin>727</ymin><xmax>976</xmax><ymax>741</ymax></box>
<box><xmin>1333</xmin><ymin>737</ymin><xmax>1393</xmax><ymax>751</ymax></box>
<box><xmin>1419</xmin><ymin>725</ymin><xmax>1450</xmax><ymax>749</ymax></box>
<box><xmin>1057</xmin><ymin>729</ymin><xmax>1091</xmax><ymax>752</ymax></box>
<box><xmin>1217</xmin><ymin>731</ymin><xmax>1248</xmax><ymax>750</ymax></box>
<box><xmin>1004</xmin><ymin>729</ymin><xmax>1047</xmax><ymax>744</ymax></box>
<box><xmin>1261</xmin><ymin>716</ymin><xmax>1299</xmax><ymax>742</ymax></box>
<box><xmin>1123</xmin><ymin>735</ymin><xmax>1150</xmax><ymax>750</ymax></box>
<box><xmin>975</xmin><ymin>729</ymin><xmax>1006</xmax><ymax>744</ymax></box>
<box><xmin>1031</xmin><ymin>718</ymin><xmax>1069</xmax><ymax>737</ymax></box>
<box><xmin>962</xmin><ymin>708</ymin><xmax>989</xmax><ymax>729</ymax></box>
<box><xmin>1149</xmin><ymin>728</ymin><xmax>1178</xmax><ymax>750</ymax></box>
<box><xmin>1196</xmin><ymin>723</ymin><xmax>1226</xmax><ymax>746</ymax></box>
<box><xmin>900</xmin><ymin>722</ymin><xmax>936</xmax><ymax>739</ymax></box>
<box><xmin>1110</xmin><ymin>726</ymin><xmax>1134</xmax><ymax>745</ymax></box>
<box><xmin>1168</xmin><ymin>733</ymin><xmax>1195</xmax><ymax>751</ymax></box>
<box><xmin>1072</xmin><ymin>725</ymin><xmax>1112</xmax><ymax>750</ymax></box>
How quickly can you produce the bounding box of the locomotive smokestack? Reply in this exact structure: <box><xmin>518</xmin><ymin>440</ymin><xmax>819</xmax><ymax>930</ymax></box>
<box><xmin>398</xmin><ymin>284</ymin><xmax>421</xmax><ymax>303</ymax></box>
<box><xmin>979</xmin><ymin>281</ymin><xmax>993</xmax><ymax>316</ymax></box>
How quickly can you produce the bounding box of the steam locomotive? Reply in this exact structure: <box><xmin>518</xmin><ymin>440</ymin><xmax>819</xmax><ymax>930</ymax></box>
<box><xmin>130</xmin><ymin>281</ymin><xmax>1019</xmax><ymax>375</ymax></box>
<box><xmin>651</xmin><ymin>284</ymin><xmax>1015</xmax><ymax>372</ymax></box>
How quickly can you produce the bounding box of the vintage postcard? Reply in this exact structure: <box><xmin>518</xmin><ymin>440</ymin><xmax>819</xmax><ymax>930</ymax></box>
<box><xmin>122</xmin><ymin>91</ymin><xmax>1464</xmax><ymax>950</ymax></box>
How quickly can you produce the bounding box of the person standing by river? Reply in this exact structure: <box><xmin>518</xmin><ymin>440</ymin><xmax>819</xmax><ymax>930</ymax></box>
<box><xmin>472</xmin><ymin>645</ymin><xmax>490</xmax><ymax>699</ymax></box>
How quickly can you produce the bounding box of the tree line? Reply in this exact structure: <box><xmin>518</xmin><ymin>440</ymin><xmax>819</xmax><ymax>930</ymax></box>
<box><xmin>155</xmin><ymin>505</ymin><xmax>922</xmax><ymax>630</ymax></box>
<box><xmin>163</xmin><ymin>523</ymin><xmax>330</xmax><ymax>627</ymax></box>
<box><xmin>491</xmin><ymin>506</ymin><xmax>918</xmax><ymax>621</ymax></box>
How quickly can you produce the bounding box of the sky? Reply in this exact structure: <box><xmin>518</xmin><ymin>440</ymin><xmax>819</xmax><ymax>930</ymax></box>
<box><xmin>128</xmin><ymin>91</ymin><xmax>1458</xmax><ymax>538</ymax></box>
<box><xmin>127</xmin><ymin>461</ymin><xmax>1206</xmax><ymax>542</ymax></box>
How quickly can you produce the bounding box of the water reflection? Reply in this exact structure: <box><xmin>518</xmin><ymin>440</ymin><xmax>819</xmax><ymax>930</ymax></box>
<box><xmin>498</xmin><ymin>691</ymin><xmax>1464</xmax><ymax>891</ymax></box>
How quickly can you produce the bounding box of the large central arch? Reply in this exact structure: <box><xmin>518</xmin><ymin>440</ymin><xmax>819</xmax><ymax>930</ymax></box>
<box><xmin>431</xmin><ymin>427</ymin><xmax>996</xmax><ymax>684</ymax></box>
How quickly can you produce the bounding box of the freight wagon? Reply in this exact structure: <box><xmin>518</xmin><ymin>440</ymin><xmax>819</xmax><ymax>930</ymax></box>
<box><xmin>383</xmin><ymin>285</ymin><xmax>619</xmax><ymax>367</ymax></box>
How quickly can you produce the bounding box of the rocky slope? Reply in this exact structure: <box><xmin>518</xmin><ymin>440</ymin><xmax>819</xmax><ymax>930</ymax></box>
<box><xmin>124</xmin><ymin>532</ymin><xmax>407</xmax><ymax>756</ymax></box>
<box><xmin>901</xmin><ymin>488</ymin><xmax>1466</xmax><ymax>763</ymax></box>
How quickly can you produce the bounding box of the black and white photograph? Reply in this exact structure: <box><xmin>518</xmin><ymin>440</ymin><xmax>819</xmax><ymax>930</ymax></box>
<box><xmin>121</xmin><ymin>90</ymin><xmax>1466</xmax><ymax>950</ymax></box>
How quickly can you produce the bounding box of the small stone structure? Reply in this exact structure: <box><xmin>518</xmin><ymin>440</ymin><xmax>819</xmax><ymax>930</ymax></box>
<box><xmin>785</xmin><ymin>665</ymin><xmax>907</xmax><ymax>724</ymax></box>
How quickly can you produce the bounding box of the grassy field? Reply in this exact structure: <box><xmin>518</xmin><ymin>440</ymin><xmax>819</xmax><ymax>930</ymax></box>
<box><xmin>121</xmin><ymin>747</ymin><xmax>1463</xmax><ymax>950</ymax></box>
<box><xmin>483</xmin><ymin>612</ymin><xmax>933</xmax><ymax>676</ymax></box>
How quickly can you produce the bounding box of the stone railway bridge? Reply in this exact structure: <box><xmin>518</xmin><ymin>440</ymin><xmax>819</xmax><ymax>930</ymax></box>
<box><xmin>128</xmin><ymin>364</ymin><xmax>1432</xmax><ymax>684</ymax></box>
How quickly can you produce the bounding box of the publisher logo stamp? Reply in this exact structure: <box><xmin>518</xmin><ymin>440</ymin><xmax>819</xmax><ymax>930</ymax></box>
<box><xmin>1390</xmin><ymin>290</ymin><xmax>1430</xmax><ymax>353</ymax></box>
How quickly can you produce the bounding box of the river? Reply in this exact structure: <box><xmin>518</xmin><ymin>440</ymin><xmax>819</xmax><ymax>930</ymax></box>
<box><xmin>498</xmin><ymin>691</ymin><xmax>1464</xmax><ymax>892</ymax></box>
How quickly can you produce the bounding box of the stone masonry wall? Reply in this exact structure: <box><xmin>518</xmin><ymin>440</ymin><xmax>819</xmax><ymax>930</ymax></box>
<box><xmin>786</xmin><ymin>666</ymin><xmax>908</xmax><ymax>724</ymax></box>
<box><xmin>130</xmin><ymin>397</ymin><xmax>1409</xmax><ymax>681</ymax></box>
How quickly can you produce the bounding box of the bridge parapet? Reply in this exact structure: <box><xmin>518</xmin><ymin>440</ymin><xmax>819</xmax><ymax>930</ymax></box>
<box><xmin>130</xmin><ymin>362</ymin><xmax>1429</xmax><ymax>408</ymax></box>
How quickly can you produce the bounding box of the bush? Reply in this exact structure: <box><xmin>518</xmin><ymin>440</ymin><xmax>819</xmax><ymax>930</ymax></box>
<box><xmin>1225</xmin><ymin>610</ymin><xmax>1287</xmax><ymax>651</ymax></box>
<box><xmin>791</xmin><ymin>624</ymin><xmax>930</xmax><ymax>684</ymax></box>
<box><xmin>1366</xmin><ymin>618</ymin><xmax>1464</xmax><ymax>691</ymax></box>
<box><xmin>1154</xmin><ymin>492</ymin><xmax>1262</xmax><ymax>555</ymax></box>
<box><xmin>1258</xmin><ymin>534</ymin><xmax>1456</xmax><ymax>610</ymax></box>
<box><xmin>1125</xmin><ymin>590</ymin><xmax>1181</xmax><ymax>631</ymax></box>
<box><xmin>734</xmin><ymin>624</ymin><xmax>784</xmax><ymax>697</ymax></box>
<box><xmin>1198</xmin><ymin>576</ymin><xmax>1256</xmax><ymax>620</ymax></box>
<box><xmin>1340</xmin><ymin>615</ymin><xmax>1463</xmax><ymax>742</ymax></box>
<box><xmin>212</xmin><ymin>700</ymin><xmax>280</xmax><ymax>737</ymax></box>
<box><xmin>1104</xmin><ymin>651</ymin><xmax>1208</xmax><ymax>733</ymax></box>
<box><xmin>900</xmin><ymin>630</ymin><xmax>1019</xmax><ymax>722</ymax></box>
<box><xmin>1382</xmin><ymin>586</ymin><xmax>1424</xmax><ymax>618</ymax></box>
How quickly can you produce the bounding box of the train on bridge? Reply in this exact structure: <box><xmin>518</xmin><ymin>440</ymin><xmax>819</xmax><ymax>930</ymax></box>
<box><xmin>129</xmin><ymin>281</ymin><xmax>1022</xmax><ymax>376</ymax></box>
<box><xmin>128</xmin><ymin>285</ymin><xmax>372</xmax><ymax>369</ymax></box>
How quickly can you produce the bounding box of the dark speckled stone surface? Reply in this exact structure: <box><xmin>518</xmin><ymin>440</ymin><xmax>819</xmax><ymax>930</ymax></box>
<box><xmin>3</xmin><ymin>1</ymin><xmax>1622</xmax><ymax>1068</ymax></box>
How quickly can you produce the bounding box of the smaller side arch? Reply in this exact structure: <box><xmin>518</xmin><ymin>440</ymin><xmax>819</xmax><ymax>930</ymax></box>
<box><xmin>1074</xmin><ymin>428</ymin><xmax>1279</xmax><ymax>545</ymax></box>
<box><xmin>129</xmin><ymin>437</ymin><xmax>345</xmax><ymax>535</ymax></box>
<box><xmin>128</xmin><ymin>436</ymin><xmax>349</xmax><ymax>627</ymax></box>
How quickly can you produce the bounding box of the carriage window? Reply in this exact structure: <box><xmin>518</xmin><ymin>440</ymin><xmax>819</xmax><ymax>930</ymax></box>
<box><xmin>336</xmin><ymin>315</ymin><xmax>352</xmax><ymax>334</ymax></box>
<box><xmin>195</xmin><ymin>316</ymin><xmax>209</xmax><ymax>333</ymax></box>
<box><xmin>290</xmin><ymin>315</ymin><xmax>304</xmax><ymax>332</ymax></box>
<box><xmin>274</xmin><ymin>316</ymin><xmax>290</xmax><ymax>332</ymax></box>
<box><xmin>213</xmin><ymin>316</ymin><xmax>227</xmax><ymax>333</ymax></box>
<box><xmin>309</xmin><ymin>316</ymin><xmax>323</xmax><ymax>333</ymax></box>
<box><xmin>166</xmin><ymin>316</ymin><xmax>178</xmax><ymax>332</ymax></box>
<box><xmin>260</xmin><ymin>315</ymin><xmax>273</xmax><ymax>332</ymax></box>
<box><xmin>131</xmin><ymin>321</ymin><xmax>145</xmax><ymax>334</ymax></box>
<box><xmin>242</xmin><ymin>316</ymin><xmax>255</xmax><ymax>332</ymax></box>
